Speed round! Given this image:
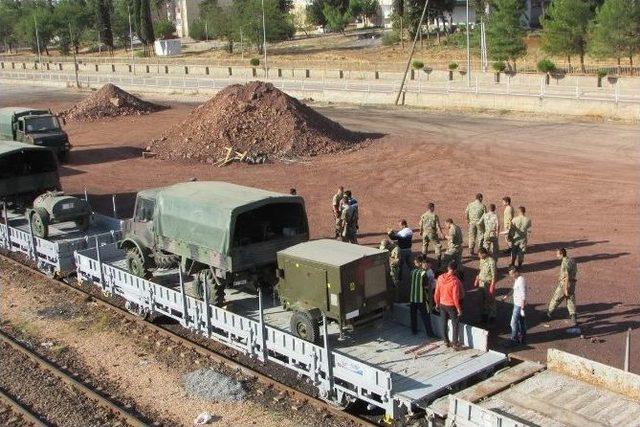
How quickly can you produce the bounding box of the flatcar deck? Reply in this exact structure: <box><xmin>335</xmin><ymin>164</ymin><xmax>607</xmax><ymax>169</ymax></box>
<box><xmin>6</xmin><ymin>211</ymin><xmax>117</xmax><ymax>242</ymax></box>
<box><xmin>223</xmin><ymin>287</ymin><xmax>506</xmax><ymax>408</ymax></box>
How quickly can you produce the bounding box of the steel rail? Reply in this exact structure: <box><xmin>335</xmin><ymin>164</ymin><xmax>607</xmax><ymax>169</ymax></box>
<box><xmin>0</xmin><ymin>388</ymin><xmax>47</xmax><ymax>427</ymax></box>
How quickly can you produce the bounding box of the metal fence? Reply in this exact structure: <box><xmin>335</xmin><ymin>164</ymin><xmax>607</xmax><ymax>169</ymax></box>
<box><xmin>2</xmin><ymin>69</ymin><xmax>639</xmax><ymax>105</ymax></box>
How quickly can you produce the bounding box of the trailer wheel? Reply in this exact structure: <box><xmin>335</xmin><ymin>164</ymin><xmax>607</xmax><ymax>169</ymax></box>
<box><xmin>30</xmin><ymin>209</ymin><xmax>49</xmax><ymax>238</ymax></box>
<box><xmin>126</xmin><ymin>248</ymin><xmax>150</xmax><ymax>279</ymax></box>
<box><xmin>291</xmin><ymin>310</ymin><xmax>320</xmax><ymax>343</ymax></box>
<box><xmin>75</xmin><ymin>215</ymin><xmax>90</xmax><ymax>232</ymax></box>
<box><xmin>195</xmin><ymin>270</ymin><xmax>226</xmax><ymax>307</ymax></box>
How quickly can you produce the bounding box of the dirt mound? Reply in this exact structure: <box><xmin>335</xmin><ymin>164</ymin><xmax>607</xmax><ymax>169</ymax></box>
<box><xmin>148</xmin><ymin>81</ymin><xmax>365</xmax><ymax>163</ymax></box>
<box><xmin>62</xmin><ymin>84</ymin><xmax>166</xmax><ymax>121</ymax></box>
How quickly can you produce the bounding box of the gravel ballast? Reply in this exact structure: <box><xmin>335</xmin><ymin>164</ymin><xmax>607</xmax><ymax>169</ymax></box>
<box><xmin>182</xmin><ymin>368</ymin><xmax>247</xmax><ymax>402</ymax></box>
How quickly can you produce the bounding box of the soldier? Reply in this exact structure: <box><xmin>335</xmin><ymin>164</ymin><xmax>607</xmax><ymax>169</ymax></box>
<box><xmin>480</xmin><ymin>203</ymin><xmax>500</xmax><ymax>261</ymax></box>
<box><xmin>340</xmin><ymin>195</ymin><xmax>358</xmax><ymax>244</ymax></box>
<box><xmin>409</xmin><ymin>255</ymin><xmax>436</xmax><ymax>338</ymax></box>
<box><xmin>474</xmin><ymin>247</ymin><xmax>497</xmax><ymax>324</ymax></box>
<box><xmin>419</xmin><ymin>202</ymin><xmax>444</xmax><ymax>263</ymax></box>
<box><xmin>442</xmin><ymin>218</ymin><xmax>463</xmax><ymax>270</ymax></box>
<box><xmin>388</xmin><ymin>219</ymin><xmax>413</xmax><ymax>281</ymax></box>
<box><xmin>509</xmin><ymin>206</ymin><xmax>531</xmax><ymax>267</ymax></box>
<box><xmin>547</xmin><ymin>248</ymin><xmax>578</xmax><ymax>325</ymax></box>
<box><xmin>465</xmin><ymin>193</ymin><xmax>487</xmax><ymax>256</ymax></box>
<box><xmin>502</xmin><ymin>196</ymin><xmax>515</xmax><ymax>254</ymax></box>
<box><xmin>379</xmin><ymin>238</ymin><xmax>400</xmax><ymax>288</ymax></box>
<box><xmin>332</xmin><ymin>186</ymin><xmax>344</xmax><ymax>238</ymax></box>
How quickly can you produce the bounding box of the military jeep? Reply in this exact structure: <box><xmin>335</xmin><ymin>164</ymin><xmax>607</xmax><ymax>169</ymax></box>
<box><xmin>120</xmin><ymin>181</ymin><xmax>309</xmax><ymax>306</ymax></box>
<box><xmin>27</xmin><ymin>191</ymin><xmax>92</xmax><ymax>238</ymax></box>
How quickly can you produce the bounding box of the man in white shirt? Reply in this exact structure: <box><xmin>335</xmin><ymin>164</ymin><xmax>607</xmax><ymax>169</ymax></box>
<box><xmin>388</xmin><ymin>219</ymin><xmax>413</xmax><ymax>282</ymax></box>
<box><xmin>503</xmin><ymin>266</ymin><xmax>527</xmax><ymax>346</ymax></box>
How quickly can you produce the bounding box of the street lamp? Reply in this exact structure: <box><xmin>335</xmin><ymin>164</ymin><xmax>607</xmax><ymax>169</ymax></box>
<box><xmin>261</xmin><ymin>0</ymin><xmax>268</xmax><ymax>78</ymax></box>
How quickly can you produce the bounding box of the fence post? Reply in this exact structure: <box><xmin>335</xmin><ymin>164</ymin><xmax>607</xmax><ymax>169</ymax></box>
<box><xmin>202</xmin><ymin>272</ymin><xmax>212</xmax><ymax>338</ymax></box>
<box><xmin>26</xmin><ymin>214</ymin><xmax>38</xmax><ymax>263</ymax></box>
<box><xmin>258</xmin><ymin>287</ymin><xmax>267</xmax><ymax>362</ymax></box>
<box><xmin>178</xmin><ymin>259</ymin><xmax>189</xmax><ymax>329</ymax></box>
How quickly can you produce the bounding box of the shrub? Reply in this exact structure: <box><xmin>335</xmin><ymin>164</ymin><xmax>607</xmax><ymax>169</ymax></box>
<box><xmin>189</xmin><ymin>19</ymin><xmax>207</xmax><ymax>41</ymax></box>
<box><xmin>134</xmin><ymin>50</ymin><xmax>147</xmax><ymax>58</ymax></box>
<box><xmin>448</xmin><ymin>62</ymin><xmax>459</xmax><ymax>70</ymax></box>
<box><xmin>412</xmin><ymin>60</ymin><xmax>424</xmax><ymax>70</ymax></box>
<box><xmin>381</xmin><ymin>31</ymin><xmax>400</xmax><ymax>46</ymax></box>
<box><xmin>250</xmin><ymin>58</ymin><xmax>260</xmax><ymax>67</ymax></box>
<box><xmin>492</xmin><ymin>61</ymin><xmax>507</xmax><ymax>72</ymax></box>
<box><xmin>596</xmin><ymin>69</ymin><xmax>607</xmax><ymax>79</ymax></box>
<box><xmin>537</xmin><ymin>59</ymin><xmax>556</xmax><ymax>74</ymax></box>
<box><xmin>155</xmin><ymin>19</ymin><xmax>177</xmax><ymax>39</ymax></box>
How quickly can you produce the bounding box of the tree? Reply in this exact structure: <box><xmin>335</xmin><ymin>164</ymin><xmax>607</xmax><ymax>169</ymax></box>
<box><xmin>486</xmin><ymin>0</ymin><xmax>527</xmax><ymax>70</ymax></box>
<box><xmin>0</xmin><ymin>0</ymin><xmax>20</xmax><ymax>53</ymax></box>
<box><xmin>322</xmin><ymin>2</ymin><xmax>350</xmax><ymax>33</ymax></box>
<box><xmin>15</xmin><ymin>3</ymin><xmax>56</xmax><ymax>55</ymax></box>
<box><xmin>154</xmin><ymin>18</ymin><xmax>176</xmax><ymax>38</ymax></box>
<box><xmin>94</xmin><ymin>0</ymin><xmax>114</xmax><ymax>51</ymax></box>
<box><xmin>237</xmin><ymin>0</ymin><xmax>294</xmax><ymax>52</ymax></box>
<box><xmin>589</xmin><ymin>0</ymin><xmax>640</xmax><ymax>66</ymax></box>
<box><xmin>540</xmin><ymin>0</ymin><xmax>593</xmax><ymax>72</ymax></box>
<box><xmin>111</xmin><ymin>0</ymin><xmax>132</xmax><ymax>49</ymax></box>
<box><xmin>349</xmin><ymin>0</ymin><xmax>379</xmax><ymax>24</ymax></box>
<box><xmin>200</xmin><ymin>3</ymin><xmax>241</xmax><ymax>51</ymax></box>
<box><xmin>131</xmin><ymin>0</ymin><xmax>155</xmax><ymax>54</ymax></box>
<box><xmin>54</xmin><ymin>0</ymin><xmax>94</xmax><ymax>54</ymax></box>
<box><xmin>306</xmin><ymin>0</ymin><xmax>327</xmax><ymax>26</ymax></box>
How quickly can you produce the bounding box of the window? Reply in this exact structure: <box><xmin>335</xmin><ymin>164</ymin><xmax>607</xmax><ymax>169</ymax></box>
<box><xmin>134</xmin><ymin>197</ymin><xmax>155</xmax><ymax>222</ymax></box>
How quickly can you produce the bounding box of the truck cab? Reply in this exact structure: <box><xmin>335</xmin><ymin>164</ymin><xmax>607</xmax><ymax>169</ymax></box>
<box><xmin>0</xmin><ymin>108</ymin><xmax>71</xmax><ymax>162</ymax></box>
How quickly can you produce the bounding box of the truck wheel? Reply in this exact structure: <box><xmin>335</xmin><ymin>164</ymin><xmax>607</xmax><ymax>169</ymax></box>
<box><xmin>153</xmin><ymin>252</ymin><xmax>180</xmax><ymax>269</ymax></box>
<box><xmin>126</xmin><ymin>248</ymin><xmax>150</xmax><ymax>279</ymax></box>
<box><xmin>30</xmin><ymin>210</ymin><xmax>49</xmax><ymax>238</ymax></box>
<box><xmin>195</xmin><ymin>270</ymin><xmax>225</xmax><ymax>306</ymax></box>
<box><xmin>75</xmin><ymin>215</ymin><xmax>90</xmax><ymax>232</ymax></box>
<box><xmin>290</xmin><ymin>311</ymin><xmax>320</xmax><ymax>343</ymax></box>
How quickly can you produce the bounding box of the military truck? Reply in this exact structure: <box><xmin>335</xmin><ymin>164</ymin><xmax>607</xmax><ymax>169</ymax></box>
<box><xmin>0</xmin><ymin>107</ymin><xmax>71</xmax><ymax>162</ymax></box>
<box><xmin>276</xmin><ymin>239</ymin><xmax>393</xmax><ymax>343</ymax></box>
<box><xmin>0</xmin><ymin>140</ymin><xmax>61</xmax><ymax>208</ymax></box>
<box><xmin>120</xmin><ymin>181</ymin><xmax>309</xmax><ymax>305</ymax></box>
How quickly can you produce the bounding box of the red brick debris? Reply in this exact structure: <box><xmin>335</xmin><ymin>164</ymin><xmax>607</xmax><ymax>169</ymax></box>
<box><xmin>148</xmin><ymin>81</ymin><xmax>366</xmax><ymax>164</ymax></box>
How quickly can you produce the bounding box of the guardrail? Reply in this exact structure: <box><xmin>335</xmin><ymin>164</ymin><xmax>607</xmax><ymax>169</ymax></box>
<box><xmin>2</xmin><ymin>69</ymin><xmax>639</xmax><ymax>105</ymax></box>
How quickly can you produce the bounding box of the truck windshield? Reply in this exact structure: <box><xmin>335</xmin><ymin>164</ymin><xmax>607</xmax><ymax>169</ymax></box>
<box><xmin>134</xmin><ymin>197</ymin><xmax>155</xmax><ymax>222</ymax></box>
<box><xmin>24</xmin><ymin>116</ymin><xmax>61</xmax><ymax>133</ymax></box>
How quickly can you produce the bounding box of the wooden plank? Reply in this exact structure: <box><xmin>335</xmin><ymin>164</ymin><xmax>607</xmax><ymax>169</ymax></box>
<box><xmin>498</xmin><ymin>394</ymin><xmax>607</xmax><ymax>427</ymax></box>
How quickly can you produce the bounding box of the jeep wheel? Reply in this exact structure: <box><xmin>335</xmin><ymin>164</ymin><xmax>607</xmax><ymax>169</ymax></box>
<box><xmin>75</xmin><ymin>215</ymin><xmax>90</xmax><ymax>232</ymax></box>
<box><xmin>195</xmin><ymin>270</ymin><xmax>226</xmax><ymax>306</ymax></box>
<box><xmin>153</xmin><ymin>251</ymin><xmax>180</xmax><ymax>269</ymax></box>
<box><xmin>290</xmin><ymin>310</ymin><xmax>320</xmax><ymax>343</ymax></box>
<box><xmin>31</xmin><ymin>210</ymin><xmax>49</xmax><ymax>238</ymax></box>
<box><xmin>126</xmin><ymin>248</ymin><xmax>150</xmax><ymax>279</ymax></box>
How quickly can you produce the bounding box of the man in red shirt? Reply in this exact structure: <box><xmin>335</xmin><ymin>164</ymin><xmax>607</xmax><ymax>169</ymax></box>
<box><xmin>434</xmin><ymin>261</ymin><xmax>464</xmax><ymax>350</ymax></box>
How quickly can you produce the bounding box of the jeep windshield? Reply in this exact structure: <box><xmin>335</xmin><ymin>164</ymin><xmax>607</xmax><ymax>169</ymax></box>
<box><xmin>24</xmin><ymin>116</ymin><xmax>61</xmax><ymax>133</ymax></box>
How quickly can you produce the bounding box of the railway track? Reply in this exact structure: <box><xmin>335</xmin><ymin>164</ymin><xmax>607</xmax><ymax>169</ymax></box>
<box><xmin>0</xmin><ymin>388</ymin><xmax>46</xmax><ymax>427</ymax></box>
<box><xmin>0</xmin><ymin>329</ymin><xmax>148</xmax><ymax>427</ymax></box>
<box><xmin>0</xmin><ymin>253</ymin><xmax>378</xmax><ymax>427</ymax></box>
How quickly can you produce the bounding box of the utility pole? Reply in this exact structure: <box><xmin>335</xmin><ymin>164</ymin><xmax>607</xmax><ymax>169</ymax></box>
<box><xmin>261</xmin><ymin>0</ymin><xmax>268</xmax><ymax>78</ymax></box>
<box><xmin>34</xmin><ymin>15</ymin><xmax>42</xmax><ymax>67</ymax></box>
<box><xmin>466</xmin><ymin>0</ymin><xmax>471</xmax><ymax>86</ymax></box>
<box><xmin>394</xmin><ymin>0</ymin><xmax>430</xmax><ymax>105</ymax></box>
<box><xmin>205</xmin><ymin>21</ymin><xmax>208</xmax><ymax>42</ymax></box>
<box><xmin>128</xmin><ymin>4</ymin><xmax>135</xmax><ymax>75</ymax></box>
<box><xmin>69</xmin><ymin>24</ymin><xmax>80</xmax><ymax>88</ymax></box>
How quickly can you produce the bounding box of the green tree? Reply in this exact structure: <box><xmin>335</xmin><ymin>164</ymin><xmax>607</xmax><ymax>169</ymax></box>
<box><xmin>131</xmin><ymin>0</ymin><xmax>155</xmax><ymax>54</ymax></box>
<box><xmin>486</xmin><ymin>0</ymin><xmax>527</xmax><ymax>70</ymax></box>
<box><xmin>0</xmin><ymin>0</ymin><xmax>20</xmax><ymax>53</ymax></box>
<box><xmin>540</xmin><ymin>0</ymin><xmax>593</xmax><ymax>72</ymax></box>
<box><xmin>589</xmin><ymin>0</ymin><xmax>640</xmax><ymax>66</ymax></box>
<box><xmin>94</xmin><ymin>0</ymin><xmax>114</xmax><ymax>51</ymax></box>
<box><xmin>111</xmin><ymin>0</ymin><xmax>132</xmax><ymax>49</ymax></box>
<box><xmin>15</xmin><ymin>3</ymin><xmax>56</xmax><ymax>55</ymax></box>
<box><xmin>306</xmin><ymin>0</ymin><xmax>326</xmax><ymax>26</ymax></box>
<box><xmin>349</xmin><ymin>0</ymin><xmax>379</xmax><ymax>24</ymax></box>
<box><xmin>237</xmin><ymin>0</ymin><xmax>294</xmax><ymax>52</ymax></box>
<box><xmin>53</xmin><ymin>0</ymin><xmax>93</xmax><ymax>55</ymax></box>
<box><xmin>200</xmin><ymin>2</ymin><xmax>241</xmax><ymax>51</ymax></box>
<box><xmin>322</xmin><ymin>2</ymin><xmax>350</xmax><ymax>32</ymax></box>
<box><xmin>154</xmin><ymin>18</ymin><xmax>176</xmax><ymax>38</ymax></box>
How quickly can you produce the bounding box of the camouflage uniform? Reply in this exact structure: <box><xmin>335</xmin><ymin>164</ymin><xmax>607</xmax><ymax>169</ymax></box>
<box><xmin>419</xmin><ymin>210</ymin><xmax>442</xmax><ymax>258</ymax></box>
<box><xmin>548</xmin><ymin>256</ymin><xmax>578</xmax><ymax>318</ymax></box>
<box><xmin>442</xmin><ymin>224</ymin><xmax>463</xmax><ymax>268</ymax></box>
<box><xmin>340</xmin><ymin>204</ymin><xmax>358</xmax><ymax>244</ymax></box>
<box><xmin>332</xmin><ymin>191</ymin><xmax>343</xmax><ymax>238</ymax></box>
<box><xmin>503</xmin><ymin>205</ymin><xmax>515</xmax><ymax>248</ymax></box>
<box><xmin>481</xmin><ymin>211</ymin><xmax>500</xmax><ymax>261</ymax></box>
<box><xmin>509</xmin><ymin>215</ymin><xmax>532</xmax><ymax>266</ymax></box>
<box><xmin>465</xmin><ymin>200</ymin><xmax>487</xmax><ymax>254</ymax></box>
<box><xmin>477</xmin><ymin>256</ymin><xmax>497</xmax><ymax>320</ymax></box>
<box><xmin>379</xmin><ymin>240</ymin><xmax>400</xmax><ymax>288</ymax></box>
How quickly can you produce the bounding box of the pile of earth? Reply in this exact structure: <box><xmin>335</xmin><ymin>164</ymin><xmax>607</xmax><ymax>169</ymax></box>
<box><xmin>148</xmin><ymin>81</ymin><xmax>365</xmax><ymax>163</ymax></box>
<box><xmin>62</xmin><ymin>83</ymin><xmax>167</xmax><ymax>121</ymax></box>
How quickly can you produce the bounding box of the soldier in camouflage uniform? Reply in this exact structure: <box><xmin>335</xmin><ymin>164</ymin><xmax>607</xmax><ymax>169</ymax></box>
<box><xmin>474</xmin><ymin>247</ymin><xmax>497</xmax><ymax>324</ymax></box>
<box><xmin>332</xmin><ymin>186</ymin><xmax>344</xmax><ymax>238</ymax></box>
<box><xmin>465</xmin><ymin>193</ymin><xmax>487</xmax><ymax>256</ymax></box>
<box><xmin>380</xmin><ymin>238</ymin><xmax>400</xmax><ymax>288</ymax></box>
<box><xmin>502</xmin><ymin>196</ymin><xmax>515</xmax><ymax>253</ymax></box>
<box><xmin>547</xmin><ymin>248</ymin><xmax>578</xmax><ymax>324</ymax></box>
<box><xmin>480</xmin><ymin>204</ymin><xmax>500</xmax><ymax>262</ymax></box>
<box><xmin>419</xmin><ymin>202</ymin><xmax>444</xmax><ymax>262</ymax></box>
<box><xmin>509</xmin><ymin>206</ymin><xmax>532</xmax><ymax>267</ymax></box>
<box><xmin>340</xmin><ymin>195</ymin><xmax>358</xmax><ymax>244</ymax></box>
<box><xmin>441</xmin><ymin>218</ymin><xmax>463</xmax><ymax>269</ymax></box>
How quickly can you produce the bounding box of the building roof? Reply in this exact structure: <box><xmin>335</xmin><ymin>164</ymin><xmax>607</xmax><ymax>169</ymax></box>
<box><xmin>279</xmin><ymin>239</ymin><xmax>383</xmax><ymax>267</ymax></box>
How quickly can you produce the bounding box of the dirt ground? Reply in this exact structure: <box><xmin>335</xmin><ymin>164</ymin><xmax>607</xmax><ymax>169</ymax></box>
<box><xmin>1</xmin><ymin>84</ymin><xmax>639</xmax><ymax>373</ymax></box>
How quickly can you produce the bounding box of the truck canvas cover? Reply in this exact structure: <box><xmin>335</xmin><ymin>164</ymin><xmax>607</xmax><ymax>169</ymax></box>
<box><xmin>0</xmin><ymin>140</ymin><xmax>59</xmax><ymax>198</ymax></box>
<box><xmin>154</xmin><ymin>181</ymin><xmax>305</xmax><ymax>256</ymax></box>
